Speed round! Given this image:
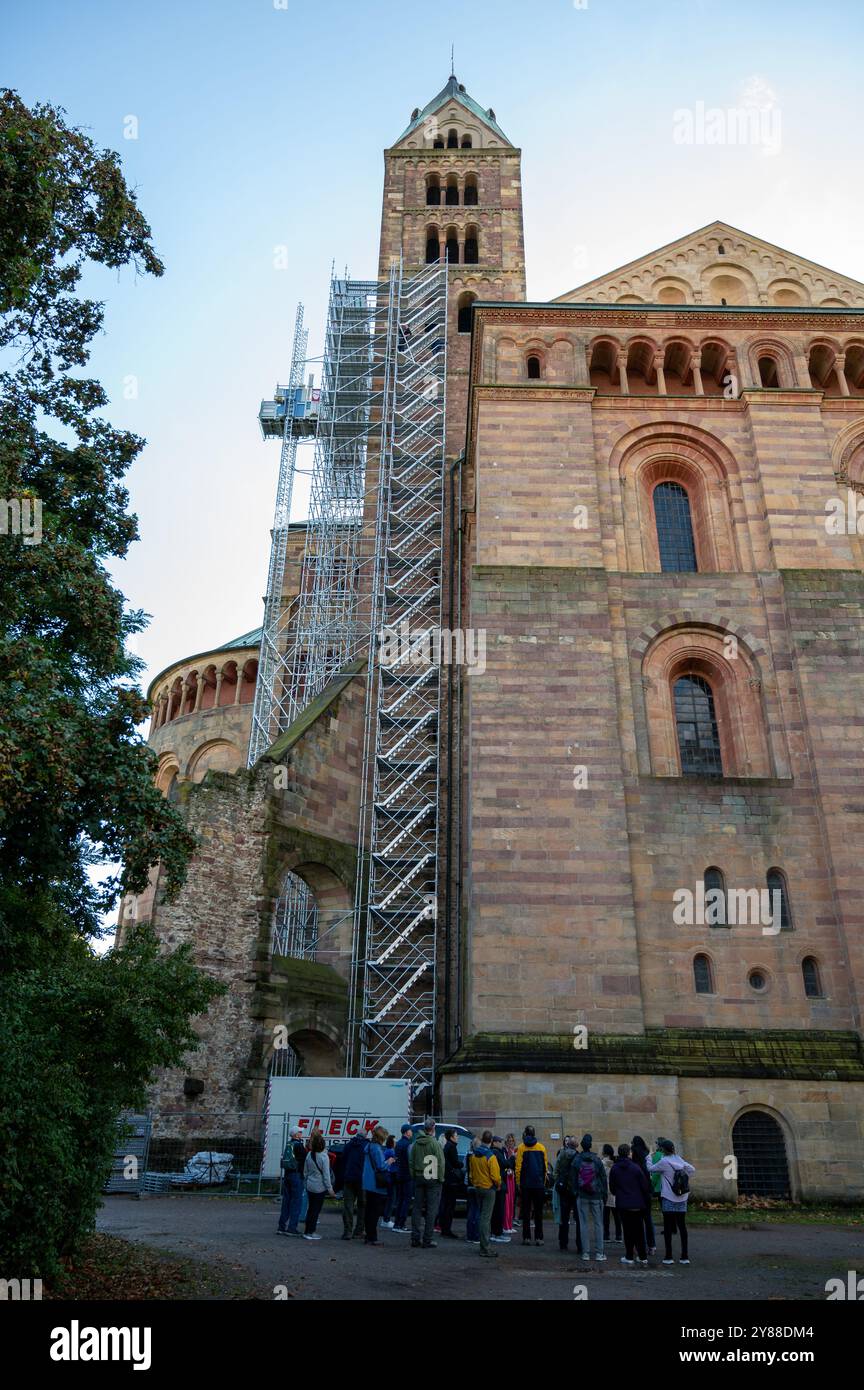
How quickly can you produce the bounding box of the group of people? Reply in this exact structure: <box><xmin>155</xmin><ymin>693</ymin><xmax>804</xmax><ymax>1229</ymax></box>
<box><xmin>277</xmin><ymin>1122</ymin><xmax>695</xmax><ymax>1266</ymax></box>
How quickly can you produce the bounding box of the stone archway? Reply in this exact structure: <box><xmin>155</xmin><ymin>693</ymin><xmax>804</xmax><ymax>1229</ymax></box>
<box><xmin>732</xmin><ymin>1109</ymin><xmax>792</xmax><ymax>1198</ymax></box>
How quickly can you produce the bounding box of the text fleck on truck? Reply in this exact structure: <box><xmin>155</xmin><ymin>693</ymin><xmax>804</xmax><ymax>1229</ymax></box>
<box><xmin>261</xmin><ymin>1076</ymin><xmax>412</xmax><ymax>1177</ymax></box>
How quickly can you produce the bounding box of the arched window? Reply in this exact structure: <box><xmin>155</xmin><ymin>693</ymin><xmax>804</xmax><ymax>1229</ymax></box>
<box><xmin>718</xmin><ymin>243</ymin><xmax>726</xmax><ymax>255</ymax></box>
<box><xmin>758</xmin><ymin>355</ymin><xmax>780</xmax><ymax>388</ymax></box>
<box><xmin>464</xmin><ymin>175</ymin><xmax>478</xmax><ymax>206</ymax></box>
<box><xmin>704</xmin><ymin>867</ymin><xmax>727</xmax><ymax>927</ymax></box>
<box><xmin>457</xmin><ymin>292</ymin><xmax>475</xmax><ymax>334</ymax></box>
<box><xmin>731</xmin><ymin>1112</ymin><xmax>791</xmax><ymax>1198</ymax></box>
<box><xmin>425</xmin><ymin>174</ymin><xmax>441</xmax><ymax>206</ymax></box>
<box><xmin>766</xmin><ymin>868</ymin><xmax>793</xmax><ymax>930</ymax></box>
<box><xmin>425</xmin><ymin>228</ymin><xmax>440</xmax><ymax>264</ymax></box>
<box><xmin>445</xmin><ymin>231</ymin><xmax>459</xmax><ymax>263</ymax></box>
<box><xmin>674</xmin><ymin>674</ymin><xmax>723</xmax><ymax>776</ymax></box>
<box><xmin>526</xmin><ymin>355</ymin><xmax>542</xmax><ymax>379</ymax></box>
<box><xmin>447</xmin><ymin>128</ymin><xmax>459</xmax><ymax>148</ymax></box>
<box><xmin>445</xmin><ymin>176</ymin><xmax>459</xmax><ymax>206</ymax></box>
<box><xmin>433</xmin><ymin>136</ymin><xmax>445</xmax><ymax>149</ymax></box>
<box><xmin>802</xmin><ymin>956</ymin><xmax>822</xmax><ymax>998</ymax></box>
<box><xmin>653</xmin><ymin>480</ymin><xmax>698</xmax><ymax>572</ymax></box>
<box><xmin>693</xmin><ymin>953</ymin><xmax>714</xmax><ymax>994</ymax></box>
<box><xmin>461</xmin><ymin>134</ymin><xmax>472</xmax><ymax>148</ymax></box>
<box><xmin>464</xmin><ymin>227</ymin><xmax>479</xmax><ymax>264</ymax></box>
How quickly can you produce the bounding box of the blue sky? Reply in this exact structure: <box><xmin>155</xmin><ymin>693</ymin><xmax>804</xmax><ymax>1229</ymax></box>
<box><xmin>7</xmin><ymin>0</ymin><xmax>864</xmax><ymax>698</ymax></box>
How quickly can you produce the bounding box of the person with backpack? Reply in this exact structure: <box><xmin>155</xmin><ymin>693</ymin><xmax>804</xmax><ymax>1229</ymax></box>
<box><xmin>302</xmin><ymin>1130</ymin><xmax>334</xmax><ymax>1241</ymax></box>
<box><xmin>466</xmin><ymin>1130</ymin><xmax>502</xmax><ymax>1258</ymax></box>
<box><xmin>408</xmin><ymin>1119</ymin><xmax>445</xmax><ymax>1249</ymax></box>
<box><xmin>502</xmin><ymin>1134</ymin><xmax>518</xmax><ymax>1234</ymax></box>
<box><xmin>515</xmin><ymin>1126</ymin><xmax>549</xmax><ymax>1245</ymax></box>
<box><xmin>277</xmin><ymin>1127</ymin><xmax>306</xmax><ymax>1236</ymax></box>
<box><xmin>573</xmin><ymin>1133</ymin><xmax>608</xmax><ymax>1262</ymax></box>
<box><xmin>340</xmin><ymin>1129</ymin><xmax>369</xmax><ymax>1240</ymax></box>
<box><xmin>630</xmin><ymin>1135</ymin><xmax>657</xmax><ymax>1255</ymax></box>
<box><xmin>647</xmin><ymin>1138</ymin><xmax>695</xmax><ymax>1265</ymax></box>
<box><xmin>554</xmin><ymin>1136</ymin><xmax>582</xmax><ymax>1255</ymax></box>
<box><xmin>608</xmin><ymin>1143</ymin><xmax>651</xmax><ymax>1265</ymax></box>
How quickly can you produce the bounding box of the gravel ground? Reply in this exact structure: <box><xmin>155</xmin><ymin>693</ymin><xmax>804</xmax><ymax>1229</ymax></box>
<box><xmin>96</xmin><ymin>1196</ymin><xmax>864</xmax><ymax>1301</ymax></box>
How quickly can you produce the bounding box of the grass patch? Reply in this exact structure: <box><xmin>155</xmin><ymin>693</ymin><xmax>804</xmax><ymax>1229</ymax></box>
<box><xmin>43</xmin><ymin>1232</ymin><xmax>263</xmax><ymax>1301</ymax></box>
<box><xmin>688</xmin><ymin>1201</ymin><xmax>864</xmax><ymax>1227</ymax></box>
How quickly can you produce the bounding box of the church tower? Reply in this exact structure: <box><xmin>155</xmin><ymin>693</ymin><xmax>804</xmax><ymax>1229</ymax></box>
<box><xmin>380</xmin><ymin>75</ymin><xmax>526</xmax><ymax>454</ymax></box>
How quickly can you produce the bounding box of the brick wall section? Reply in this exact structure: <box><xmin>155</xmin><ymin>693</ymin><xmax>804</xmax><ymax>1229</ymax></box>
<box><xmin>468</xmin><ymin>566</ymin><xmax>644</xmax><ymax>1034</ymax></box>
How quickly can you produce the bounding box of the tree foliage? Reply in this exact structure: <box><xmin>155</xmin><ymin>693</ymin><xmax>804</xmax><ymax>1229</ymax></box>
<box><xmin>0</xmin><ymin>90</ymin><xmax>222</xmax><ymax>1276</ymax></box>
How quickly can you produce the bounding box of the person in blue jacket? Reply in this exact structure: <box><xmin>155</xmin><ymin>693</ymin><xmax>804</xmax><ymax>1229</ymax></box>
<box><xmin>390</xmin><ymin>1123</ymin><xmax>414</xmax><ymax>1233</ymax></box>
<box><xmin>362</xmin><ymin>1125</ymin><xmax>396</xmax><ymax>1246</ymax></box>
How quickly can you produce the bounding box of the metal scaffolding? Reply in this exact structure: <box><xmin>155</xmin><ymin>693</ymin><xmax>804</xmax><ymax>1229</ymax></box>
<box><xmin>348</xmin><ymin>260</ymin><xmax>448</xmax><ymax>1096</ymax></box>
<box><xmin>248</xmin><ymin>303</ymin><xmax>309</xmax><ymax>765</ymax></box>
<box><xmin>251</xmin><ymin>259</ymin><xmax>448</xmax><ymax>1097</ymax></box>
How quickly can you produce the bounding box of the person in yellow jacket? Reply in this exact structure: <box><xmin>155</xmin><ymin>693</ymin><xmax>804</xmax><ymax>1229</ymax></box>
<box><xmin>515</xmin><ymin>1126</ymin><xmax>549</xmax><ymax>1245</ymax></box>
<box><xmin>467</xmin><ymin>1131</ymin><xmax>501</xmax><ymax>1258</ymax></box>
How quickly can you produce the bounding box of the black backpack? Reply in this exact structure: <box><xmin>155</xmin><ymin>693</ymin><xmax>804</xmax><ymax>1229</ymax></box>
<box><xmin>671</xmin><ymin>1166</ymin><xmax>690</xmax><ymax>1197</ymax></box>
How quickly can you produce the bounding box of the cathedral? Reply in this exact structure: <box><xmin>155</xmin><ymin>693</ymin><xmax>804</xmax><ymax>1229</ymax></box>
<box><xmin>125</xmin><ymin>76</ymin><xmax>864</xmax><ymax>1200</ymax></box>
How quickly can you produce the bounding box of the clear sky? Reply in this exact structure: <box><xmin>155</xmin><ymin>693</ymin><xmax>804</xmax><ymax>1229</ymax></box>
<box><xmin>7</xmin><ymin>0</ymin><xmax>864</xmax><ymax>699</ymax></box>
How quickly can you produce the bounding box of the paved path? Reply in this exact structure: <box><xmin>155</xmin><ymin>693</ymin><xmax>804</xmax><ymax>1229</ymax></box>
<box><xmin>97</xmin><ymin>1196</ymin><xmax>864</xmax><ymax>1301</ymax></box>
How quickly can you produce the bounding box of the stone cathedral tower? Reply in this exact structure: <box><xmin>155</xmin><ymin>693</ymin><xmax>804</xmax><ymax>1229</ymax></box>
<box><xmin>379</xmin><ymin>74</ymin><xmax>526</xmax><ymax>455</ymax></box>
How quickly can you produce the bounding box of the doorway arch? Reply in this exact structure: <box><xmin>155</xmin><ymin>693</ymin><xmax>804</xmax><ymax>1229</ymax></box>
<box><xmin>732</xmin><ymin>1109</ymin><xmax>791</xmax><ymax>1198</ymax></box>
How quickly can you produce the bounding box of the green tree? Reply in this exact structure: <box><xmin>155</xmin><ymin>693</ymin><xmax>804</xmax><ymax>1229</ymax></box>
<box><xmin>0</xmin><ymin>90</ymin><xmax>222</xmax><ymax>1277</ymax></box>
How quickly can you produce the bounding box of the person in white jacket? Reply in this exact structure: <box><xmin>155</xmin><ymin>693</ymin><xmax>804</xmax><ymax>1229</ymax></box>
<box><xmin>303</xmin><ymin>1130</ymin><xmax>334</xmax><ymax>1241</ymax></box>
<box><xmin>647</xmin><ymin>1139</ymin><xmax>695</xmax><ymax>1265</ymax></box>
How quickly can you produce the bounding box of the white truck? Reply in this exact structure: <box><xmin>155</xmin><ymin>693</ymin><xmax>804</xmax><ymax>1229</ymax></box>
<box><xmin>262</xmin><ymin>1076</ymin><xmax>412</xmax><ymax>1178</ymax></box>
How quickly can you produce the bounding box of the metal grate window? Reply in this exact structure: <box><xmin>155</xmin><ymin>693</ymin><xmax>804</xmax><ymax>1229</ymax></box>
<box><xmin>674</xmin><ymin>674</ymin><xmax>723</xmax><ymax>776</ymax></box>
<box><xmin>693</xmin><ymin>953</ymin><xmax>714</xmax><ymax>994</ymax></box>
<box><xmin>766</xmin><ymin>868</ymin><xmax>793</xmax><ymax>930</ymax></box>
<box><xmin>654</xmin><ymin>480</ymin><xmax>698</xmax><ymax>571</ymax></box>
<box><xmin>732</xmin><ymin>1112</ymin><xmax>791</xmax><ymax>1198</ymax></box>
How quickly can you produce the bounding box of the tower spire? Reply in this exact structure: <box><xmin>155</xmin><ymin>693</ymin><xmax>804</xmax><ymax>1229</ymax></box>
<box><xmin>450</xmin><ymin>44</ymin><xmax>455</xmax><ymax>79</ymax></box>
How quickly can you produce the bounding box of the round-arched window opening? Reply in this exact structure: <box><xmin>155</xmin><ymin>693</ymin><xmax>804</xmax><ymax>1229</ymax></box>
<box><xmin>758</xmin><ymin>355</ymin><xmax>780</xmax><ymax>388</ymax></box>
<box><xmin>802</xmin><ymin>956</ymin><xmax>823</xmax><ymax>999</ymax></box>
<box><xmin>693</xmin><ymin>953</ymin><xmax>714</xmax><ymax>994</ymax></box>
<box><xmin>165</xmin><ymin>772</ymin><xmax>180</xmax><ymax>803</ymax></box>
<box><xmin>272</xmin><ymin>871</ymin><xmax>319</xmax><ymax>961</ymax></box>
<box><xmin>457</xmin><ymin>292</ymin><xmax>476</xmax><ymax>334</ymax></box>
<box><xmin>673</xmin><ymin>674</ymin><xmax>723</xmax><ymax>777</ymax></box>
<box><xmin>526</xmin><ymin>355</ymin><xmax>542</xmax><ymax>380</ymax></box>
<box><xmin>748</xmin><ymin>969</ymin><xmax>767</xmax><ymax>991</ymax></box>
<box><xmin>732</xmin><ymin>1111</ymin><xmax>791</xmax><ymax>1198</ymax></box>
<box><xmin>653</xmin><ymin>480</ymin><xmax>698</xmax><ymax>573</ymax></box>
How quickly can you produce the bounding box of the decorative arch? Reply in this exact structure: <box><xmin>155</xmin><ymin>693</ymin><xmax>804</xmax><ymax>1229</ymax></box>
<box><xmin>638</xmin><ymin>622</ymin><xmax>772</xmax><ymax>778</ymax></box>
<box><xmin>186</xmin><ymin>738</ymin><xmax>242</xmax><ymax>783</ymax></box>
<box><xmin>626</xmin><ymin>336</ymin><xmax>660</xmax><ymax>394</ymax></box>
<box><xmin>830</xmin><ymin>417</ymin><xmax>864</xmax><ymax>493</ymax></box>
<box><xmin>588</xmin><ymin>336</ymin><xmax>621</xmax><ymax>391</ymax></box>
<box><xmin>155</xmin><ymin>752</ymin><xmax>180</xmax><ymax>797</ymax></box>
<box><xmin>701</xmin><ymin>262</ymin><xmax>758</xmax><ymax>306</ymax></box>
<box><xmin>614</xmin><ymin>422</ymin><xmax>742</xmax><ymax>572</ymax></box>
<box><xmin>746</xmin><ymin>337</ymin><xmax>796</xmax><ymax>389</ymax></box>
